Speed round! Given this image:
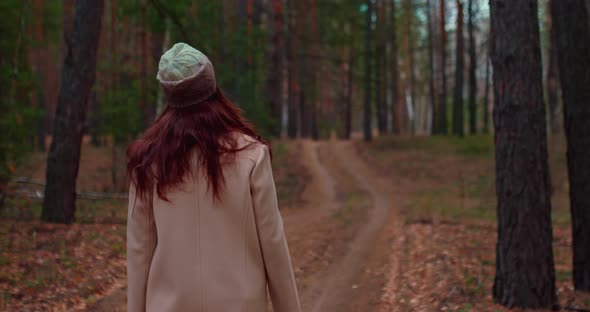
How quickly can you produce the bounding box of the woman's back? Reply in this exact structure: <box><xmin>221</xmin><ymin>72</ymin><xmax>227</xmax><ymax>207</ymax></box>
<box><xmin>126</xmin><ymin>43</ymin><xmax>300</xmax><ymax>312</ymax></box>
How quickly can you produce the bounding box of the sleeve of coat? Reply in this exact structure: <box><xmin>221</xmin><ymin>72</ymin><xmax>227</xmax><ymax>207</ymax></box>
<box><xmin>127</xmin><ymin>183</ymin><xmax>157</xmax><ymax>312</ymax></box>
<box><xmin>250</xmin><ymin>144</ymin><xmax>301</xmax><ymax>312</ymax></box>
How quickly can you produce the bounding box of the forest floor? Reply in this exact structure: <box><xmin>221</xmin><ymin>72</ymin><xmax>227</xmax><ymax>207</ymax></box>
<box><xmin>1</xmin><ymin>135</ymin><xmax>590</xmax><ymax>311</ymax></box>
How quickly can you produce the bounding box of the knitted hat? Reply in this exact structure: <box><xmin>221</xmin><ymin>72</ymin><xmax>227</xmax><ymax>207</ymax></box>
<box><xmin>156</xmin><ymin>42</ymin><xmax>217</xmax><ymax>108</ymax></box>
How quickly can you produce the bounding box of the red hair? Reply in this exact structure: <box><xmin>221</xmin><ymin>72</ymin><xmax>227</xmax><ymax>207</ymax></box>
<box><xmin>127</xmin><ymin>87</ymin><xmax>269</xmax><ymax>202</ymax></box>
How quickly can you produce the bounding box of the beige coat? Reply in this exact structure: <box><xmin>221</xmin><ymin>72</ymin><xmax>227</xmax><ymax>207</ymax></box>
<box><xmin>127</xmin><ymin>136</ymin><xmax>301</xmax><ymax>312</ymax></box>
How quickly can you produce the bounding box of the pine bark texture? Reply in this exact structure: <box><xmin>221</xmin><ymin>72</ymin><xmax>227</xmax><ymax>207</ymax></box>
<box><xmin>551</xmin><ymin>0</ymin><xmax>590</xmax><ymax>291</ymax></box>
<box><xmin>452</xmin><ymin>0</ymin><xmax>464</xmax><ymax>137</ymax></box>
<box><xmin>490</xmin><ymin>0</ymin><xmax>556</xmax><ymax>307</ymax></box>
<box><xmin>42</xmin><ymin>0</ymin><xmax>104</xmax><ymax>223</ymax></box>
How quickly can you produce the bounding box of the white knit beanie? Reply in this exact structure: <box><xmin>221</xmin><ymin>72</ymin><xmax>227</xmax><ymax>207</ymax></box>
<box><xmin>156</xmin><ymin>42</ymin><xmax>217</xmax><ymax>108</ymax></box>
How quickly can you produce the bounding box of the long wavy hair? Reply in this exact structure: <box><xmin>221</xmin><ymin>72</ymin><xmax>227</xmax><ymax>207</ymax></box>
<box><xmin>127</xmin><ymin>87</ymin><xmax>268</xmax><ymax>202</ymax></box>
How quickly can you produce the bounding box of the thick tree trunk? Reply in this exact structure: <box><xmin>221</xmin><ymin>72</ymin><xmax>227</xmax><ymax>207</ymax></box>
<box><xmin>545</xmin><ymin>3</ymin><xmax>560</xmax><ymax>135</ymax></box>
<box><xmin>551</xmin><ymin>0</ymin><xmax>590</xmax><ymax>292</ymax></box>
<box><xmin>42</xmin><ymin>0</ymin><xmax>104</xmax><ymax>224</ymax></box>
<box><xmin>427</xmin><ymin>0</ymin><xmax>437</xmax><ymax>135</ymax></box>
<box><xmin>438</xmin><ymin>0</ymin><xmax>448</xmax><ymax>134</ymax></box>
<box><xmin>490</xmin><ymin>0</ymin><xmax>556</xmax><ymax>307</ymax></box>
<box><xmin>390</xmin><ymin>0</ymin><xmax>400</xmax><ymax>134</ymax></box>
<box><xmin>452</xmin><ymin>0</ymin><xmax>464</xmax><ymax>137</ymax></box>
<box><xmin>266</xmin><ymin>0</ymin><xmax>284</xmax><ymax>137</ymax></box>
<box><xmin>467</xmin><ymin>0</ymin><xmax>477</xmax><ymax>135</ymax></box>
<box><xmin>363</xmin><ymin>0</ymin><xmax>373</xmax><ymax>142</ymax></box>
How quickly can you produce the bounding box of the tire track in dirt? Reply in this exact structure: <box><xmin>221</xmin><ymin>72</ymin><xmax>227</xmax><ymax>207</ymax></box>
<box><xmin>309</xmin><ymin>140</ymin><xmax>402</xmax><ymax>312</ymax></box>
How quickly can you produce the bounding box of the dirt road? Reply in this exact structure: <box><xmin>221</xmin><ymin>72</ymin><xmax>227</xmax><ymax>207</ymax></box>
<box><xmin>86</xmin><ymin>139</ymin><xmax>400</xmax><ymax>312</ymax></box>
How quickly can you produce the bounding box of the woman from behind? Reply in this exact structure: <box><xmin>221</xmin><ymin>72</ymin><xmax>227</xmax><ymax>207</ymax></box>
<box><xmin>126</xmin><ymin>42</ymin><xmax>300</xmax><ymax>312</ymax></box>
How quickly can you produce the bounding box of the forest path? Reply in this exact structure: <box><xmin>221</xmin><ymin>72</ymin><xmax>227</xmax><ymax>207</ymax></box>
<box><xmin>305</xmin><ymin>140</ymin><xmax>401</xmax><ymax>312</ymax></box>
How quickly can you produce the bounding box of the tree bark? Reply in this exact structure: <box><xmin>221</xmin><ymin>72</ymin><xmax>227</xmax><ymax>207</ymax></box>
<box><xmin>438</xmin><ymin>0</ymin><xmax>448</xmax><ymax>134</ymax></box>
<box><xmin>467</xmin><ymin>0</ymin><xmax>477</xmax><ymax>135</ymax></box>
<box><xmin>551</xmin><ymin>0</ymin><xmax>590</xmax><ymax>291</ymax></box>
<box><xmin>363</xmin><ymin>0</ymin><xmax>373</xmax><ymax>142</ymax></box>
<box><xmin>286</xmin><ymin>0</ymin><xmax>298</xmax><ymax>138</ymax></box>
<box><xmin>390</xmin><ymin>0</ymin><xmax>400</xmax><ymax>134</ymax></box>
<box><xmin>452</xmin><ymin>0</ymin><xmax>464</xmax><ymax>137</ymax></box>
<box><xmin>375</xmin><ymin>0</ymin><xmax>386</xmax><ymax>134</ymax></box>
<box><xmin>42</xmin><ymin>0</ymin><xmax>104</xmax><ymax>224</ymax></box>
<box><xmin>545</xmin><ymin>2</ymin><xmax>560</xmax><ymax>135</ymax></box>
<box><xmin>265</xmin><ymin>0</ymin><xmax>284</xmax><ymax>137</ymax></box>
<box><xmin>343</xmin><ymin>17</ymin><xmax>355</xmax><ymax>140</ymax></box>
<box><xmin>403</xmin><ymin>0</ymin><xmax>416</xmax><ymax>134</ymax></box>
<box><xmin>490</xmin><ymin>0</ymin><xmax>556</xmax><ymax>307</ymax></box>
<box><xmin>427</xmin><ymin>0</ymin><xmax>437</xmax><ymax>135</ymax></box>
<box><xmin>483</xmin><ymin>48</ymin><xmax>491</xmax><ymax>134</ymax></box>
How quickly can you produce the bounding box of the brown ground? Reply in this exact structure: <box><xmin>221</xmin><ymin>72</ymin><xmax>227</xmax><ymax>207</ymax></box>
<box><xmin>3</xmin><ymin>135</ymin><xmax>590</xmax><ymax>312</ymax></box>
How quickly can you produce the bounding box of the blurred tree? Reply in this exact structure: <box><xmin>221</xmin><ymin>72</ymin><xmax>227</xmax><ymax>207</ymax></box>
<box><xmin>286</xmin><ymin>0</ymin><xmax>298</xmax><ymax>139</ymax></box>
<box><xmin>427</xmin><ymin>0</ymin><xmax>437</xmax><ymax>135</ymax></box>
<box><xmin>402</xmin><ymin>0</ymin><xmax>415</xmax><ymax>134</ymax></box>
<box><xmin>545</xmin><ymin>2</ymin><xmax>560</xmax><ymax>135</ymax></box>
<box><xmin>467</xmin><ymin>0</ymin><xmax>477</xmax><ymax>134</ymax></box>
<box><xmin>438</xmin><ymin>0</ymin><xmax>448</xmax><ymax>134</ymax></box>
<box><xmin>42</xmin><ymin>0</ymin><xmax>104</xmax><ymax>224</ymax></box>
<box><xmin>490</xmin><ymin>0</ymin><xmax>556</xmax><ymax>307</ymax></box>
<box><xmin>363</xmin><ymin>0</ymin><xmax>373</xmax><ymax>142</ymax></box>
<box><xmin>482</xmin><ymin>44</ymin><xmax>490</xmax><ymax>134</ymax></box>
<box><xmin>265</xmin><ymin>0</ymin><xmax>285</xmax><ymax>137</ymax></box>
<box><xmin>375</xmin><ymin>0</ymin><xmax>387</xmax><ymax>134</ymax></box>
<box><xmin>551</xmin><ymin>0</ymin><xmax>590</xmax><ymax>292</ymax></box>
<box><xmin>452</xmin><ymin>0</ymin><xmax>464</xmax><ymax>137</ymax></box>
<box><xmin>390</xmin><ymin>0</ymin><xmax>401</xmax><ymax>134</ymax></box>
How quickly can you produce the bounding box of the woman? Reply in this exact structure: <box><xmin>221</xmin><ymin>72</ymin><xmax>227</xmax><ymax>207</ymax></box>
<box><xmin>126</xmin><ymin>42</ymin><xmax>300</xmax><ymax>312</ymax></box>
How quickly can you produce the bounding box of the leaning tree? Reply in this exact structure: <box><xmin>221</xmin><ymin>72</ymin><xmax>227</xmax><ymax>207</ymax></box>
<box><xmin>42</xmin><ymin>0</ymin><xmax>104</xmax><ymax>223</ymax></box>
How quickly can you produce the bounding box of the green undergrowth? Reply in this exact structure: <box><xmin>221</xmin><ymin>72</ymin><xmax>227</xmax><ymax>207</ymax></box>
<box><xmin>364</xmin><ymin>134</ymin><xmax>571</xmax><ymax>226</ymax></box>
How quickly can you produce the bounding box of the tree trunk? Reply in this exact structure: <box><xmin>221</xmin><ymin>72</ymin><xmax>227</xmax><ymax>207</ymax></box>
<box><xmin>375</xmin><ymin>0</ymin><xmax>386</xmax><ymax>134</ymax></box>
<box><xmin>364</xmin><ymin>0</ymin><xmax>373</xmax><ymax>142</ymax></box>
<box><xmin>390</xmin><ymin>0</ymin><xmax>400</xmax><ymax>134</ymax></box>
<box><xmin>551</xmin><ymin>0</ymin><xmax>590</xmax><ymax>291</ymax></box>
<box><xmin>545</xmin><ymin>2</ymin><xmax>560</xmax><ymax>135</ymax></box>
<box><xmin>286</xmin><ymin>0</ymin><xmax>298</xmax><ymax>138</ymax></box>
<box><xmin>490</xmin><ymin>0</ymin><xmax>556</xmax><ymax>307</ymax></box>
<box><xmin>483</xmin><ymin>48</ymin><xmax>491</xmax><ymax>134</ymax></box>
<box><xmin>427</xmin><ymin>0</ymin><xmax>437</xmax><ymax>135</ymax></box>
<box><xmin>266</xmin><ymin>0</ymin><xmax>284</xmax><ymax>137</ymax></box>
<box><xmin>403</xmin><ymin>0</ymin><xmax>416</xmax><ymax>134</ymax></box>
<box><xmin>438</xmin><ymin>0</ymin><xmax>448</xmax><ymax>134</ymax></box>
<box><xmin>343</xmin><ymin>17</ymin><xmax>355</xmax><ymax>140</ymax></box>
<box><xmin>42</xmin><ymin>0</ymin><xmax>104</xmax><ymax>224</ymax></box>
<box><xmin>452</xmin><ymin>0</ymin><xmax>464</xmax><ymax>137</ymax></box>
<box><xmin>467</xmin><ymin>0</ymin><xmax>477</xmax><ymax>134</ymax></box>
<box><xmin>139</xmin><ymin>0</ymin><xmax>153</xmax><ymax>129</ymax></box>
